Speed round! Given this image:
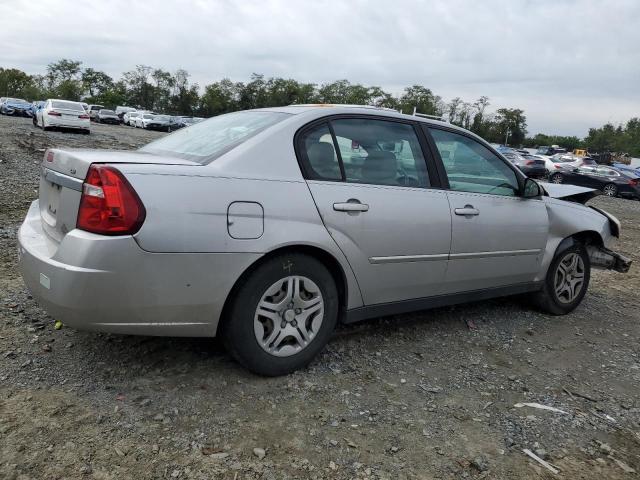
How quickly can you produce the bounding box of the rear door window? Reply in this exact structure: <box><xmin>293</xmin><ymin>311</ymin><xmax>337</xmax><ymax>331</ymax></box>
<box><xmin>298</xmin><ymin>117</ymin><xmax>431</xmax><ymax>188</ymax></box>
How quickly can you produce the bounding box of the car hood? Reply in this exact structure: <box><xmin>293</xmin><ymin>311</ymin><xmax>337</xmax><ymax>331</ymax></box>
<box><xmin>541</xmin><ymin>182</ymin><xmax>599</xmax><ymax>204</ymax></box>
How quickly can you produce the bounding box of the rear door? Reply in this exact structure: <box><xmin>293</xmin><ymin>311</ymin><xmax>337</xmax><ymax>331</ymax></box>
<box><xmin>298</xmin><ymin>116</ymin><xmax>452</xmax><ymax>305</ymax></box>
<box><xmin>426</xmin><ymin>127</ymin><xmax>548</xmax><ymax>293</ymax></box>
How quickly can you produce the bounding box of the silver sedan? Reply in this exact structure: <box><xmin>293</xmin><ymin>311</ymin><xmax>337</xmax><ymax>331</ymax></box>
<box><xmin>17</xmin><ymin>105</ymin><xmax>631</xmax><ymax>375</ymax></box>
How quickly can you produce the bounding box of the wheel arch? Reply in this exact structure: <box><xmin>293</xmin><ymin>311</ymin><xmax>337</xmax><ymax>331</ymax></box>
<box><xmin>555</xmin><ymin>230</ymin><xmax>604</xmax><ymax>257</ymax></box>
<box><xmin>216</xmin><ymin>244</ymin><xmax>351</xmax><ymax>335</ymax></box>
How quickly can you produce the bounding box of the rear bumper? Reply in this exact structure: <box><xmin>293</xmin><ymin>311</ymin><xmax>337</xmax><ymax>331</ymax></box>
<box><xmin>47</xmin><ymin>117</ymin><xmax>90</xmax><ymax>129</ymax></box>
<box><xmin>18</xmin><ymin>200</ymin><xmax>260</xmax><ymax>337</ymax></box>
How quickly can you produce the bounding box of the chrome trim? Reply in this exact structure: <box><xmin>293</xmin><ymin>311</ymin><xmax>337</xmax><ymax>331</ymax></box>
<box><xmin>43</xmin><ymin>168</ymin><xmax>83</xmax><ymax>192</ymax></box>
<box><xmin>370</xmin><ymin>249</ymin><xmax>541</xmax><ymax>264</ymax></box>
<box><xmin>369</xmin><ymin>254</ymin><xmax>449</xmax><ymax>264</ymax></box>
<box><xmin>450</xmin><ymin>249</ymin><xmax>541</xmax><ymax>260</ymax></box>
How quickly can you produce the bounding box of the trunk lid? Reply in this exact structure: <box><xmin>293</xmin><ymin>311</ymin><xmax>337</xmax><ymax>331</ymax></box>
<box><xmin>39</xmin><ymin>148</ymin><xmax>199</xmax><ymax>242</ymax></box>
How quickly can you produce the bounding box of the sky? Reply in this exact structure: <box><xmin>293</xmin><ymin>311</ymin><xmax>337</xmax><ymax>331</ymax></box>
<box><xmin>1</xmin><ymin>0</ymin><xmax>639</xmax><ymax>137</ymax></box>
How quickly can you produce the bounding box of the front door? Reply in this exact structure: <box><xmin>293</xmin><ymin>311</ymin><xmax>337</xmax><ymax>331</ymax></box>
<box><xmin>427</xmin><ymin>127</ymin><xmax>549</xmax><ymax>293</ymax></box>
<box><xmin>297</xmin><ymin>117</ymin><xmax>452</xmax><ymax>305</ymax></box>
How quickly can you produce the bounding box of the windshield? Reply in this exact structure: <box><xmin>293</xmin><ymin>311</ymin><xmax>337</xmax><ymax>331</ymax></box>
<box><xmin>101</xmin><ymin>110</ymin><xmax>116</xmax><ymax>115</ymax></box>
<box><xmin>143</xmin><ymin>114</ymin><xmax>154</xmax><ymax>119</ymax></box>
<box><xmin>140</xmin><ymin>111</ymin><xmax>291</xmax><ymax>164</ymax></box>
<box><xmin>154</xmin><ymin>115</ymin><xmax>170</xmax><ymax>121</ymax></box>
<box><xmin>52</xmin><ymin>101</ymin><xmax>84</xmax><ymax>111</ymax></box>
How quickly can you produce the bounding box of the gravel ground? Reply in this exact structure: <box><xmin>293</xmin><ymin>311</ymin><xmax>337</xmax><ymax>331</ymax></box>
<box><xmin>1</xmin><ymin>115</ymin><xmax>639</xmax><ymax>479</ymax></box>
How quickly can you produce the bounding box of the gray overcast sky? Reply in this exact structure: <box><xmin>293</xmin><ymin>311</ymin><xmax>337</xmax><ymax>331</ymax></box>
<box><xmin>1</xmin><ymin>0</ymin><xmax>639</xmax><ymax>136</ymax></box>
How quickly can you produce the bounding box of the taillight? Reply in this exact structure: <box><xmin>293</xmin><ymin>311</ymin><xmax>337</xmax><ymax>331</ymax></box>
<box><xmin>629</xmin><ymin>178</ymin><xmax>639</xmax><ymax>186</ymax></box>
<box><xmin>76</xmin><ymin>165</ymin><xmax>146</xmax><ymax>235</ymax></box>
<box><xmin>78</xmin><ymin>114</ymin><xmax>89</xmax><ymax>119</ymax></box>
<box><xmin>48</xmin><ymin>111</ymin><xmax>62</xmax><ymax>116</ymax></box>
<box><xmin>526</xmin><ymin>160</ymin><xmax>535</xmax><ymax>165</ymax></box>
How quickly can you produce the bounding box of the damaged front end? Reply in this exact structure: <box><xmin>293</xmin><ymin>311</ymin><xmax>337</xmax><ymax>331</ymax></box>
<box><xmin>587</xmin><ymin>245</ymin><xmax>632</xmax><ymax>273</ymax></box>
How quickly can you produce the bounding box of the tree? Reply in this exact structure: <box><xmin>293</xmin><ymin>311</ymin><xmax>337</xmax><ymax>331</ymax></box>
<box><xmin>398</xmin><ymin>85</ymin><xmax>439</xmax><ymax>115</ymax></box>
<box><xmin>0</xmin><ymin>68</ymin><xmax>42</xmax><ymax>99</ymax></box>
<box><xmin>81</xmin><ymin>68</ymin><xmax>114</xmax><ymax>99</ymax></box>
<box><xmin>46</xmin><ymin>59</ymin><xmax>83</xmax><ymax>100</ymax></box>
<box><xmin>122</xmin><ymin>65</ymin><xmax>153</xmax><ymax>109</ymax></box>
<box><xmin>493</xmin><ymin>108</ymin><xmax>527</xmax><ymax>145</ymax></box>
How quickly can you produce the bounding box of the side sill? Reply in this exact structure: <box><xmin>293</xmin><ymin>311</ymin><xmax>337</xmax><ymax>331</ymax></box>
<box><xmin>342</xmin><ymin>282</ymin><xmax>543</xmax><ymax>324</ymax></box>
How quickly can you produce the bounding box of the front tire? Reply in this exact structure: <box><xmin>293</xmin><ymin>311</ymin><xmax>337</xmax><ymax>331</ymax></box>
<box><xmin>222</xmin><ymin>254</ymin><xmax>339</xmax><ymax>376</ymax></box>
<box><xmin>533</xmin><ymin>244</ymin><xmax>590</xmax><ymax>315</ymax></box>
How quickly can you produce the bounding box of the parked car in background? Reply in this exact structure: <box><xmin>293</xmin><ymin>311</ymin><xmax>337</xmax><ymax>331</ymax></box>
<box><xmin>612</xmin><ymin>163</ymin><xmax>640</xmax><ymax>177</ymax></box>
<box><xmin>498</xmin><ymin>148</ymin><xmax>547</xmax><ymax>178</ymax></box>
<box><xmin>96</xmin><ymin>109</ymin><xmax>120</xmax><ymax>124</ymax></box>
<box><xmin>115</xmin><ymin>106</ymin><xmax>137</xmax><ymax>123</ymax></box>
<box><xmin>123</xmin><ymin>111</ymin><xmax>140</xmax><ymax>126</ymax></box>
<box><xmin>144</xmin><ymin>114</ymin><xmax>182</xmax><ymax>132</ymax></box>
<box><xmin>135</xmin><ymin>113</ymin><xmax>156</xmax><ymax>128</ymax></box>
<box><xmin>536</xmin><ymin>145</ymin><xmax>567</xmax><ymax>156</ymax></box>
<box><xmin>30</xmin><ymin>101</ymin><xmax>46</xmax><ymax>124</ymax></box>
<box><xmin>549</xmin><ymin>164</ymin><xmax>639</xmax><ymax>199</ymax></box>
<box><xmin>35</xmin><ymin>99</ymin><xmax>90</xmax><ymax>133</ymax></box>
<box><xmin>88</xmin><ymin>104</ymin><xmax>104</xmax><ymax>121</ymax></box>
<box><xmin>17</xmin><ymin>105</ymin><xmax>631</xmax><ymax>375</ymax></box>
<box><xmin>1</xmin><ymin>98</ymin><xmax>33</xmax><ymax>117</ymax></box>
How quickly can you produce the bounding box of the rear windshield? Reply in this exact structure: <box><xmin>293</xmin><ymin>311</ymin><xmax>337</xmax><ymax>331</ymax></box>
<box><xmin>52</xmin><ymin>101</ymin><xmax>84</xmax><ymax>111</ymax></box>
<box><xmin>100</xmin><ymin>110</ymin><xmax>116</xmax><ymax>115</ymax></box>
<box><xmin>140</xmin><ymin>111</ymin><xmax>291</xmax><ymax>163</ymax></box>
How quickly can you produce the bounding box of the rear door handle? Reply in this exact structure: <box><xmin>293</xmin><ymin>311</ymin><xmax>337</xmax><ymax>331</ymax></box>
<box><xmin>333</xmin><ymin>201</ymin><xmax>369</xmax><ymax>212</ymax></box>
<box><xmin>454</xmin><ymin>205</ymin><xmax>479</xmax><ymax>216</ymax></box>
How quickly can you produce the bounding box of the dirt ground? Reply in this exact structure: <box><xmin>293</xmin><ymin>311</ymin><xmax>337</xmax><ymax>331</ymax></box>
<box><xmin>0</xmin><ymin>114</ymin><xmax>639</xmax><ymax>479</ymax></box>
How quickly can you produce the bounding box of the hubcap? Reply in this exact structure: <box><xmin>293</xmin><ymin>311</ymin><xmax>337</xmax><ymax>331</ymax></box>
<box><xmin>551</xmin><ymin>174</ymin><xmax>562</xmax><ymax>183</ymax></box>
<box><xmin>254</xmin><ymin>276</ymin><xmax>324</xmax><ymax>357</ymax></box>
<box><xmin>603</xmin><ymin>185</ymin><xmax>616</xmax><ymax>196</ymax></box>
<box><xmin>554</xmin><ymin>252</ymin><xmax>585</xmax><ymax>304</ymax></box>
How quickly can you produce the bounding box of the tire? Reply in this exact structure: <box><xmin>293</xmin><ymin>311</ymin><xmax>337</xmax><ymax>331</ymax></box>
<box><xmin>32</xmin><ymin>115</ymin><xmax>38</xmax><ymax>127</ymax></box>
<box><xmin>41</xmin><ymin>116</ymin><xmax>49</xmax><ymax>131</ymax></box>
<box><xmin>533</xmin><ymin>244</ymin><xmax>590</xmax><ymax>315</ymax></box>
<box><xmin>222</xmin><ymin>254</ymin><xmax>339</xmax><ymax>376</ymax></box>
<box><xmin>550</xmin><ymin>173</ymin><xmax>563</xmax><ymax>183</ymax></box>
<box><xmin>602</xmin><ymin>183</ymin><xmax>617</xmax><ymax>197</ymax></box>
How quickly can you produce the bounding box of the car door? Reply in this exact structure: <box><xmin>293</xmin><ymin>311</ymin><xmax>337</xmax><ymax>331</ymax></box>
<box><xmin>297</xmin><ymin>116</ymin><xmax>452</xmax><ymax>306</ymax></box>
<box><xmin>426</xmin><ymin>127</ymin><xmax>549</xmax><ymax>293</ymax></box>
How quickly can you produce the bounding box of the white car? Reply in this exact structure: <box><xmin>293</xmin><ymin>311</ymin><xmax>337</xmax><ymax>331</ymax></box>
<box><xmin>123</xmin><ymin>111</ymin><xmax>140</xmax><ymax>126</ymax></box>
<box><xmin>35</xmin><ymin>99</ymin><xmax>90</xmax><ymax>134</ymax></box>
<box><xmin>135</xmin><ymin>113</ymin><xmax>156</xmax><ymax>129</ymax></box>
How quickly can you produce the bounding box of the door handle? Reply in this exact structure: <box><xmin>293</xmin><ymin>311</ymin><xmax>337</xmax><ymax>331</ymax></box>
<box><xmin>333</xmin><ymin>200</ymin><xmax>369</xmax><ymax>212</ymax></box>
<box><xmin>454</xmin><ymin>205</ymin><xmax>479</xmax><ymax>216</ymax></box>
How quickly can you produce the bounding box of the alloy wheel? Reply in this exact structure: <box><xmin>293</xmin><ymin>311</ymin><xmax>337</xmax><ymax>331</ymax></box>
<box><xmin>254</xmin><ymin>275</ymin><xmax>324</xmax><ymax>357</ymax></box>
<box><xmin>554</xmin><ymin>252</ymin><xmax>585</xmax><ymax>304</ymax></box>
<box><xmin>603</xmin><ymin>184</ymin><xmax>617</xmax><ymax>197</ymax></box>
<box><xmin>551</xmin><ymin>174</ymin><xmax>563</xmax><ymax>183</ymax></box>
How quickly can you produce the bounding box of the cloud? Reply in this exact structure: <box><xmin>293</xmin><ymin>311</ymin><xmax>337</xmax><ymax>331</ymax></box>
<box><xmin>1</xmin><ymin>0</ymin><xmax>638</xmax><ymax>136</ymax></box>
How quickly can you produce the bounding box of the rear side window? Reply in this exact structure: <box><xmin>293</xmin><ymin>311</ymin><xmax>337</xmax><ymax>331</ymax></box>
<box><xmin>140</xmin><ymin>111</ymin><xmax>291</xmax><ymax>164</ymax></box>
<box><xmin>298</xmin><ymin>117</ymin><xmax>430</xmax><ymax>188</ymax></box>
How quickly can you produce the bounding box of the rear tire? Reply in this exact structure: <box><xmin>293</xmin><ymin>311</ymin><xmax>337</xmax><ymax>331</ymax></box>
<box><xmin>222</xmin><ymin>254</ymin><xmax>339</xmax><ymax>376</ymax></box>
<box><xmin>550</xmin><ymin>172</ymin><xmax>563</xmax><ymax>183</ymax></box>
<box><xmin>533</xmin><ymin>244</ymin><xmax>590</xmax><ymax>315</ymax></box>
<box><xmin>603</xmin><ymin>183</ymin><xmax>617</xmax><ymax>197</ymax></box>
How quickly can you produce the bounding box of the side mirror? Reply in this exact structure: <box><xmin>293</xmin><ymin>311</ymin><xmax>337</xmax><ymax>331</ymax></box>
<box><xmin>523</xmin><ymin>178</ymin><xmax>542</xmax><ymax>198</ymax></box>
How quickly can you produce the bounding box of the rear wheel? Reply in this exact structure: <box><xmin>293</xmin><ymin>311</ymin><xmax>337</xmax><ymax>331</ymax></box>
<box><xmin>533</xmin><ymin>244</ymin><xmax>590</xmax><ymax>315</ymax></box>
<box><xmin>603</xmin><ymin>183</ymin><xmax>617</xmax><ymax>197</ymax></box>
<box><xmin>550</xmin><ymin>172</ymin><xmax>563</xmax><ymax>183</ymax></box>
<box><xmin>222</xmin><ymin>254</ymin><xmax>339</xmax><ymax>376</ymax></box>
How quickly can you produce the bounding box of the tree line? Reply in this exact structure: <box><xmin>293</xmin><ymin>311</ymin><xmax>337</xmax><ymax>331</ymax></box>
<box><xmin>1</xmin><ymin>59</ymin><xmax>637</xmax><ymax>155</ymax></box>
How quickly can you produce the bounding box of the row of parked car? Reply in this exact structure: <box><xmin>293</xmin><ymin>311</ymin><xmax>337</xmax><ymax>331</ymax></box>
<box><xmin>490</xmin><ymin>143</ymin><xmax>640</xmax><ymax>200</ymax></box>
<box><xmin>0</xmin><ymin>96</ymin><xmax>204</xmax><ymax>134</ymax></box>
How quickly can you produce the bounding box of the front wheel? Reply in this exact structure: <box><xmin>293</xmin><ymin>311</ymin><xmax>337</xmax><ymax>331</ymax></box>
<box><xmin>222</xmin><ymin>254</ymin><xmax>339</xmax><ymax>376</ymax></box>
<box><xmin>602</xmin><ymin>183</ymin><xmax>617</xmax><ymax>197</ymax></box>
<box><xmin>533</xmin><ymin>244</ymin><xmax>590</xmax><ymax>315</ymax></box>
